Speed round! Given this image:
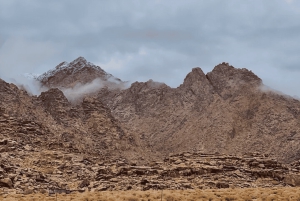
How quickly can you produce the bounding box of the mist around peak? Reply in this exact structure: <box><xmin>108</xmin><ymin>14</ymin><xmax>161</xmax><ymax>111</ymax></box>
<box><xmin>259</xmin><ymin>84</ymin><xmax>300</xmax><ymax>100</ymax></box>
<box><xmin>2</xmin><ymin>74</ymin><xmax>47</xmax><ymax>96</ymax></box>
<box><xmin>60</xmin><ymin>77</ymin><xmax>129</xmax><ymax>103</ymax></box>
<box><xmin>0</xmin><ymin>71</ymin><xmax>128</xmax><ymax>103</ymax></box>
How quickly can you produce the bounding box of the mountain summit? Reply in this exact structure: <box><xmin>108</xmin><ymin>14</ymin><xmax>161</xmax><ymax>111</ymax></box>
<box><xmin>37</xmin><ymin>57</ymin><xmax>122</xmax><ymax>88</ymax></box>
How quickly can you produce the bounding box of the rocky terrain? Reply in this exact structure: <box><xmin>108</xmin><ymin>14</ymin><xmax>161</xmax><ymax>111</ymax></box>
<box><xmin>0</xmin><ymin>77</ymin><xmax>138</xmax><ymax>161</ymax></box>
<box><xmin>97</xmin><ymin>62</ymin><xmax>300</xmax><ymax>163</ymax></box>
<box><xmin>1</xmin><ymin>141</ymin><xmax>300</xmax><ymax>194</ymax></box>
<box><xmin>1</xmin><ymin>57</ymin><xmax>300</xmax><ymax>194</ymax></box>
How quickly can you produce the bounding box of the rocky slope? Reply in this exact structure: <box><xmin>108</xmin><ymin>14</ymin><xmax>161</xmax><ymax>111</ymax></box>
<box><xmin>97</xmin><ymin>62</ymin><xmax>300</xmax><ymax>163</ymax></box>
<box><xmin>19</xmin><ymin>60</ymin><xmax>300</xmax><ymax>163</ymax></box>
<box><xmin>0</xmin><ymin>78</ymin><xmax>136</xmax><ymax>160</ymax></box>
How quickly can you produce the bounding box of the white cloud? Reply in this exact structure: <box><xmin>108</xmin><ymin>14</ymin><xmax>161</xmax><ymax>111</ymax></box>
<box><xmin>285</xmin><ymin>0</ymin><xmax>294</xmax><ymax>3</ymax></box>
<box><xmin>61</xmin><ymin>78</ymin><xmax>104</xmax><ymax>103</ymax></box>
<box><xmin>61</xmin><ymin>77</ymin><xmax>128</xmax><ymax>103</ymax></box>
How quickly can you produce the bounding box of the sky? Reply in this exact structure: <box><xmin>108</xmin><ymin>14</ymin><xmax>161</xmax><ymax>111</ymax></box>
<box><xmin>0</xmin><ymin>0</ymin><xmax>300</xmax><ymax>96</ymax></box>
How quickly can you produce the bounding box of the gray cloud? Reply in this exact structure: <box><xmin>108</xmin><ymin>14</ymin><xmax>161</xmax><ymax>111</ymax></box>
<box><xmin>0</xmin><ymin>0</ymin><xmax>300</xmax><ymax>96</ymax></box>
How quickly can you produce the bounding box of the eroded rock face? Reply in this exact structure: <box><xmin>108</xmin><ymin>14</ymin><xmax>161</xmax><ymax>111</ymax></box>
<box><xmin>98</xmin><ymin>63</ymin><xmax>300</xmax><ymax>163</ymax></box>
<box><xmin>38</xmin><ymin>88</ymin><xmax>70</xmax><ymax>122</ymax></box>
<box><xmin>206</xmin><ymin>62</ymin><xmax>262</xmax><ymax>99</ymax></box>
<box><xmin>179</xmin><ymin>67</ymin><xmax>214</xmax><ymax>96</ymax></box>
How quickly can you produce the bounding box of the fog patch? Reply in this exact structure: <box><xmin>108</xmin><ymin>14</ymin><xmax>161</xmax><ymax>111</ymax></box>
<box><xmin>1</xmin><ymin>73</ymin><xmax>48</xmax><ymax>96</ymax></box>
<box><xmin>61</xmin><ymin>78</ymin><xmax>128</xmax><ymax>103</ymax></box>
<box><xmin>146</xmin><ymin>79</ymin><xmax>166</xmax><ymax>88</ymax></box>
<box><xmin>259</xmin><ymin>84</ymin><xmax>299</xmax><ymax>100</ymax></box>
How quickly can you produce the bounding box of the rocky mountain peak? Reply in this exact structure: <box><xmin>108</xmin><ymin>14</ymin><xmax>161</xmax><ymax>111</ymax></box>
<box><xmin>209</xmin><ymin>62</ymin><xmax>261</xmax><ymax>83</ymax></box>
<box><xmin>36</xmin><ymin>57</ymin><xmax>121</xmax><ymax>89</ymax></box>
<box><xmin>129</xmin><ymin>79</ymin><xmax>169</xmax><ymax>94</ymax></box>
<box><xmin>206</xmin><ymin>62</ymin><xmax>262</xmax><ymax>99</ymax></box>
<box><xmin>179</xmin><ymin>67</ymin><xmax>214</xmax><ymax>97</ymax></box>
<box><xmin>73</xmin><ymin>56</ymin><xmax>87</xmax><ymax>62</ymax></box>
<box><xmin>68</xmin><ymin>56</ymin><xmax>88</xmax><ymax>69</ymax></box>
<box><xmin>54</xmin><ymin>57</ymin><xmax>89</xmax><ymax>71</ymax></box>
<box><xmin>181</xmin><ymin>67</ymin><xmax>209</xmax><ymax>87</ymax></box>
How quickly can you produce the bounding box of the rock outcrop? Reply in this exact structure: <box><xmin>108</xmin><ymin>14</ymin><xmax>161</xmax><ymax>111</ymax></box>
<box><xmin>1</xmin><ymin>147</ymin><xmax>300</xmax><ymax>194</ymax></box>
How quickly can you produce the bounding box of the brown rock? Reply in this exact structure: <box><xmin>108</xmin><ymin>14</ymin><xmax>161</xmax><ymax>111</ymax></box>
<box><xmin>97</xmin><ymin>63</ymin><xmax>300</xmax><ymax>163</ymax></box>
<box><xmin>79</xmin><ymin>179</ymin><xmax>90</xmax><ymax>188</ymax></box>
<box><xmin>36</xmin><ymin>57</ymin><xmax>125</xmax><ymax>90</ymax></box>
<box><xmin>216</xmin><ymin>182</ymin><xmax>229</xmax><ymax>188</ymax></box>
<box><xmin>284</xmin><ymin>174</ymin><xmax>300</xmax><ymax>186</ymax></box>
<box><xmin>0</xmin><ymin>178</ymin><xmax>13</xmax><ymax>188</ymax></box>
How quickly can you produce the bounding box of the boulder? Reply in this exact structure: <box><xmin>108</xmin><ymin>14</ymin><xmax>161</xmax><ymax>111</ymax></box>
<box><xmin>216</xmin><ymin>182</ymin><xmax>230</xmax><ymax>188</ymax></box>
<box><xmin>284</xmin><ymin>174</ymin><xmax>300</xmax><ymax>186</ymax></box>
<box><xmin>0</xmin><ymin>178</ymin><xmax>13</xmax><ymax>188</ymax></box>
<box><xmin>79</xmin><ymin>179</ymin><xmax>90</xmax><ymax>188</ymax></box>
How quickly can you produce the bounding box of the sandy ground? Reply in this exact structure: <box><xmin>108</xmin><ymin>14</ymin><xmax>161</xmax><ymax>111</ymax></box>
<box><xmin>0</xmin><ymin>187</ymin><xmax>300</xmax><ymax>201</ymax></box>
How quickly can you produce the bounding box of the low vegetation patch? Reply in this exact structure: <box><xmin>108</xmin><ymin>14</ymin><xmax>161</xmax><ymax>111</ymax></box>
<box><xmin>1</xmin><ymin>187</ymin><xmax>300</xmax><ymax>201</ymax></box>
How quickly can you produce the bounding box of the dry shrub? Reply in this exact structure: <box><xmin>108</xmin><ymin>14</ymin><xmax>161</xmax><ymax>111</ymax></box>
<box><xmin>224</xmin><ymin>197</ymin><xmax>236</xmax><ymax>201</ymax></box>
<box><xmin>126</xmin><ymin>197</ymin><xmax>138</xmax><ymax>201</ymax></box>
<box><xmin>1</xmin><ymin>187</ymin><xmax>300</xmax><ymax>201</ymax></box>
<box><xmin>165</xmin><ymin>195</ymin><xmax>175</xmax><ymax>201</ymax></box>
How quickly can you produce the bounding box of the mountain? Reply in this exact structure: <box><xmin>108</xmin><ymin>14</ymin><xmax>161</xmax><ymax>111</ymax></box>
<box><xmin>4</xmin><ymin>59</ymin><xmax>300</xmax><ymax>163</ymax></box>
<box><xmin>97</xmin><ymin>62</ymin><xmax>300</xmax><ymax>163</ymax></box>
<box><xmin>0</xmin><ymin>78</ymin><xmax>137</xmax><ymax>160</ymax></box>
<box><xmin>1</xmin><ymin>59</ymin><xmax>300</xmax><ymax>192</ymax></box>
<box><xmin>37</xmin><ymin>56</ymin><xmax>124</xmax><ymax>89</ymax></box>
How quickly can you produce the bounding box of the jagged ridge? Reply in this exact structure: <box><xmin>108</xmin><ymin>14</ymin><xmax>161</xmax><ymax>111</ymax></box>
<box><xmin>97</xmin><ymin>62</ymin><xmax>300</xmax><ymax>163</ymax></box>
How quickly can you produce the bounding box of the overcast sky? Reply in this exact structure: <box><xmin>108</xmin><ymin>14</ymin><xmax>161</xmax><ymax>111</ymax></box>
<box><xmin>0</xmin><ymin>0</ymin><xmax>300</xmax><ymax>96</ymax></box>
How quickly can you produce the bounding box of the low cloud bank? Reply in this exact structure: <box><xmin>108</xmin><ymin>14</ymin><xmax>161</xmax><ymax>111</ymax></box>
<box><xmin>61</xmin><ymin>77</ymin><xmax>128</xmax><ymax>103</ymax></box>
<box><xmin>61</xmin><ymin>78</ymin><xmax>105</xmax><ymax>103</ymax></box>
